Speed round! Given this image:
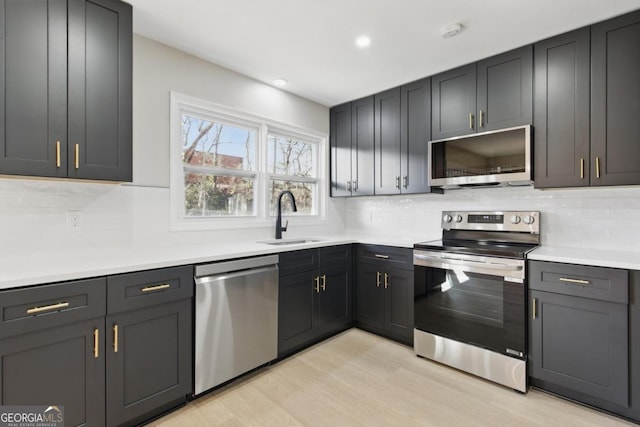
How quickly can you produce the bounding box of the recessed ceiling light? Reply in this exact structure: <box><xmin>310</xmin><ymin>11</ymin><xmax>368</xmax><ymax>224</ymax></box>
<box><xmin>272</xmin><ymin>78</ymin><xmax>287</xmax><ymax>87</ymax></box>
<box><xmin>441</xmin><ymin>23</ymin><xmax>464</xmax><ymax>39</ymax></box>
<box><xmin>355</xmin><ymin>36</ymin><xmax>371</xmax><ymax>48</ymax></box>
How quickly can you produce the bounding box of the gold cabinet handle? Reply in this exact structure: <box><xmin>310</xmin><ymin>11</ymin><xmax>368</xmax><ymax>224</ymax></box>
<box><xmin>56</xmin><ymin>141</ymin><xmax>61</xmax><ymax>168</ymax></box>
<box><xmin>595</xmin><ymin>156</ymin><xmax>600</xmax><ymax>179</ymax></box>
<box><xmin>376</xmin><ymin>271</ymin><xmax>381</xmax><ymax>287</ymax></box>
<box><xmin>27</xmin><ymin>301</ymin><xmax>69</xmax><ymax>315</ymax></box>
<box><xmin>75</xmin><ymin>144</ymin><xmax>79</xmax><ymax>169</ymax></box>
<box><xmin>113</xmin><ymin>324</ymin><xmax>119</xmax><ymax>353</ymax></box>
<box><xmin>395</xmin><ymin>176</ymin><xmax>401</xmax><ymax>190</ymax></box>
<box><xmin>579</xmin><ymin>158</ymin><xmax>584</xmax><ymax>179</ymax></box>
<box><xmin>403</xmin><ymin>176</ymin><xmax>408</xmax><ymax>189</ymax></box>
<box><xmin>321</xmin><ymin>274</ymin><xmax>326</xmax><ymax>291</ymax></box>
<box><xmin>469</xmin><ymin>113</ymin><xmax>474</xmax><ymax>129</ymax></box>
<box><xmin>384</xmin><ymin>273</ymin><xmax>389</xmax><ymax>289</ymax></box>
<box><xmin>559</xmin><ymin>277</ymin><xmax>590</xmax><ymax>285</ymax></box>
<box><xmin>314</xmin><ymin>276</ymin><xmax>320</xmax><ymax>293</ymax></box>
<box><xmin>532</xmin><ymin>298</ymin><xmax>537</xmax><ymax>320</ymax></box>
<box><xmin>479</xmin><ymin>110</ymin><xmax>484</xmax><ymax>128</ymax></box>
<box><xmin>141</xmin><ymin>283</ymin><xmax>171</xmax><ymax>293</ymax></box>
<box><xmin>94</xmin><ymin>328</ymin><xmax>99</xmax><ymax>358</ymax></box>
<box><xmin>374</xmin><ymin>254</ymin><xmax>389</xmax><ymax>259</ymax></box>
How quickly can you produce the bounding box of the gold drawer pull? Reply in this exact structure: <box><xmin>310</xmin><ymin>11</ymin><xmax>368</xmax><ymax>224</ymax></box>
<box><xmin>94</xmin><ymin>328</ymin><xmax>99</xmax><ymax>358</ymax></box>
<box><xmin>27</xmin><ymin>301</ymin><xmax>69</xmax><ymax>315</ymax></box>
<box><xmin>374</xmin><ymin>254</ymin><xmax>390</xmax><ymax>259</ymax></box>
<box><xmin>141</xmin><ymin>283</ymin><xmax>171</xmax><ymax>293</ymax></box>
<box><xmin>559</xmin><ymin>277</ymin><xmax>590</xmax><ymax>285</ymax></box>
<box><xmin>113</xmin><ymin>324</ymin><xmax>119</xmax><ymax>353</ymax></box>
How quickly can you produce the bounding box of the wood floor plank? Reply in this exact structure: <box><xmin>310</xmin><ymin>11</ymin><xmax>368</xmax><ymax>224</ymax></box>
<box><xmin>148</xmin><ymin>329</ymin><xmax>636</xmax><ymax>427</ymax></box>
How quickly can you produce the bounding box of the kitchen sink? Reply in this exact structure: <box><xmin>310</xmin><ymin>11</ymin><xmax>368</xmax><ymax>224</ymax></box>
<box><xmin>258</xmin><ymin>238</ymin><xmax>323</xmax><ymax>246</ymax></box>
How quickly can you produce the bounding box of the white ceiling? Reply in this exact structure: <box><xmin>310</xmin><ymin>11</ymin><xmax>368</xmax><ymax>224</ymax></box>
<box><xmin>128</xmin><ymin>0</ymin><xmax>640</xmax><ymax>107</ymax></box>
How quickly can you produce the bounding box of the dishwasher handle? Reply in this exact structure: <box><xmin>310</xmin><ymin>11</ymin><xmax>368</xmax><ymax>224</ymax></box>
<box><xmin>195</xmin><ymin>265</ymin><xmax>278</xmax><ymax>286</ymax></box>
<box><xmin>195</xmin><ymin>254</ymin><xmax>279</xmax><ymax>277</ymax></box>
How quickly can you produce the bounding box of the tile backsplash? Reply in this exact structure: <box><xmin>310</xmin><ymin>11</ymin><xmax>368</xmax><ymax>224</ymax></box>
<box><xmin>345</xmin><ymin>185</ymin><xmax>640</xmax><ymax>251</ymax></box>
<box><xmin>2</xmin><ymin>178</ymin><xmax>639</xmax><ymax>254</ymax></box>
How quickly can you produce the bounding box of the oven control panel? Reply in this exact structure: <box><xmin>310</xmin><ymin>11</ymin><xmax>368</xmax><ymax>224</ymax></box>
<box><xmin>441</xmin><ymin>211</ymin><xmax>539</xmax><ymax>233</ymax></box>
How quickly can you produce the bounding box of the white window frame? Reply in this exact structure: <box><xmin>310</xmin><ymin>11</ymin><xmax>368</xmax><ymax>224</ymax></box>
<box><xmin>170</xmin><ymin>92</ymin><xmax>328</xmax><ymax>231</ymax></box>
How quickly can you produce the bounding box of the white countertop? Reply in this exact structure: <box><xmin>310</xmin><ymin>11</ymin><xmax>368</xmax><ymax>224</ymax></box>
<box><xmin>0</xmin><ymin>234</ymin><xmax>425</xmax><ymax>291</ymax></box>
<box><xmin>528</xmin><ymin>246</ymin><xmax>640</xmax><ymax>270</ymax></box>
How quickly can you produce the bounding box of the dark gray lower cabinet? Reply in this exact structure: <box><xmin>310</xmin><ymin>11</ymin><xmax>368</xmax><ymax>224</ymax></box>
<box><xmin>278</xmin><ymin>245</ymin><xmax>353</xmax><ymax>356</ymax></box>
<box><xmin>355</xmin><ymin>245</ymin><xmax>413</xmax><ymax>345</ymax></box>
<box><xmin>529</xmin><ymin>261</ymin><xmax>639</xmax><ymax>422</ymax></box>
<box><xmin>0</xmin><ymin>266</ymin><xmax>193</xmax><ymax>427</ymax></box>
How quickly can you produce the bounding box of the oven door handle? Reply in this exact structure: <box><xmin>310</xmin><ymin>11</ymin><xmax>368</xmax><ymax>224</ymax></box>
<box><xmin>413</xmin><ymin>253</ymin><xmax>524</xmax><ymax>279</ymax></box>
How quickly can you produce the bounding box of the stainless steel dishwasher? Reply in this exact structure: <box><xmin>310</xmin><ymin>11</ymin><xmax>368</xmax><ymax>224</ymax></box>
<box><xmin>194</xmin><ymin>255</ymin><xmax>278</xmax><ymax>395</ymax></box>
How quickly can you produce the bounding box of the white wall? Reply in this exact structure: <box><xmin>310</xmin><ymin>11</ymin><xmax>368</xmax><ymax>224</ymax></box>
<box><xmin>0</xmin><ymin>35</ymin><xmax>346</xmax><ymax>254</ymax></box>
<box><xmin>345</xmin><ymin>185</ymin><xmax>640</xmax><ymax>251</ymax></box>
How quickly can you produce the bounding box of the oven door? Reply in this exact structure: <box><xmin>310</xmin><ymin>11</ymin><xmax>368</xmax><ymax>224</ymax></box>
<box><xmin>414</xmin><ymin>250</ymin><xmax>526</xmax><ymax>358</ymax></box>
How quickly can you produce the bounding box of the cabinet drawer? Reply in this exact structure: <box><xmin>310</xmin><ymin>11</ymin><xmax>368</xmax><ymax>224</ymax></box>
<box><xmin>279</xmin><ymin>249</ymin><xmax>319</xmax><ymax>276</ymax></box>
<box><xmin>107</xmin><ymin>266</ymin><xmax>193</xmax><ymax>314</ymax></box>
<box><xmin>357</xmin><ymin>244</ymin><xmax>413</xmax><ymax>270</ymax></box>
<box><xmin>529</xmin><ymin>261</ymin><xmax>628</xmax><ymax>304</ymax></box>
<box><xmin>319</xmin><ymin>245</ymin><xmax>352</xmax><ymax>267</ymax></box>
<box><xmin>0</xmin><ymin>278</ymin><xmax>106</xmax><ymax>339</ymax></box>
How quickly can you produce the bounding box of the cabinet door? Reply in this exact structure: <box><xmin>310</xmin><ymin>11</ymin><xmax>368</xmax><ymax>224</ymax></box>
<box><xmin>383</xmin><ymin>267</ymin><xmax>414</xmax><ymax>344</ymax></box>
<box><xmin>431</xmin><ymin>63</ymin><xmax>477</xmax><ymax>139</ymax></box>
<box><xmin>591</xmin><ymin>10</ymin><xmax>640</xmax><ymax>186</ymax></box>
<box><xmin>355</xmin><ymin>263</ymin><xmax>385</xmax><ymax>330</ymax></box>
<box><xmin>68</xmin><ymin>0</ymin><xmax>132</xmax><ymax>181</ymax></box>
<box><xmin>0</xmin><ymin>319</ymin><xmax>105</xmax><ymax>427</ymax></box>
<box><xmin>534</xmin><ymin>29</ymin><xmax>590</xmax><ymax>188</ymax></box>
<box><xmin>106</xmin><ymin>300</ymin><xmax>191</xmax><ymax>427</ymax></box>
<box><xmin>530</xmin><ymin>290</ymin><xmax>628</xmax><ymax>407</ymax></box>
<box><xmin>278</xmin><ymin>271</ymin><xmax>317</xmax><ymax>356</ymax></box>
<box><xmin>0</xmin><ymin>0</ymin><xmax>67</xmax><ymax>178</ymax></box>
<box><xmin>401</xmin><ymin>78</ymin><xmax>432</xmax><ymax>194</ymax></box>
<box><xmin>374</xmin><ymin>87</ymin><xmax>401</xmax><ymax>195</ymax></box>
<box><xmin>477</xmin><ymin>46</ymin><xmax>533</xmax><ymax>132</ymax></box>
<box><xmin>351</xmin><ymin>96</ymin><xmax>375</xmax><ymax>195</ymax></box>
<box><xmin>317</xmin><ymin>264</ymin><xmax>352</xmax><ymax>336</ymax></box>
<box><xmin>330</xmin><ymin>102</ymin><xmax>352</xmax><ymax>197</ymax></box>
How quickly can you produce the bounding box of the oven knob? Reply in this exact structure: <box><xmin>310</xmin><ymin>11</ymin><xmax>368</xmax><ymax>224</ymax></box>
<box><xmin>443</xmin><ymin>214</ymin><xmax>453</xmax><ymax>223</ymax></box>
<box><xmin>510</xmin><ymin>215</ymin><xmax>521</xmax><ymax>224</ymax></box>
<box><xmin>523</xmin><ymin>215</ymin><xmax>535</xmax><ymax>225</ymax></box>
<box><xmin>454</xmin><ymin>215</ymin><xmax>463</xmax><ymax>223</ymax></box>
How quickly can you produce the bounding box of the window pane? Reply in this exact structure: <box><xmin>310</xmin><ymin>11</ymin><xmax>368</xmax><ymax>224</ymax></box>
<box><xmin>267</xmin><ymin>135</ymin><xmax>316</xmax><ymax>177</ymax></box>
<box><xmin>269</xmin><ymin>180</ymin><xmax>316</xmax><ymax>215</ymax></box>
<box><xmin>182</xmin><ymin>115</ymin><xmax>256</xmax><ymax>171</ymax></box>
<box><xmin>185</xmin><ymin>172</ymin><xmax>254</xmax><ymax>217</ymax></box>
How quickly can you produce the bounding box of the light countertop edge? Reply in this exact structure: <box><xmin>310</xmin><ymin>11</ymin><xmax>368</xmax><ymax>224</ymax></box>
<box><xmin>528</xmin><ymin>246</ymin><xmax>640</xmax><ymax>270</ymax></box>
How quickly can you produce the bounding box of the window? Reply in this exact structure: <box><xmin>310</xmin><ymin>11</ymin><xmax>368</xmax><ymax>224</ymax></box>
<box><xmin>170</xmin><ymin>93</ymin><xmax>326</xmax><ymax>231</ymax></box>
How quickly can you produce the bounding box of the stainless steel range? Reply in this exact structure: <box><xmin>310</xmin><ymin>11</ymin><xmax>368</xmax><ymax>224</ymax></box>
<box><xmin>413</xmin><ymin>211</ymin><xmax>540</xmax><ymax>392</ymax></box>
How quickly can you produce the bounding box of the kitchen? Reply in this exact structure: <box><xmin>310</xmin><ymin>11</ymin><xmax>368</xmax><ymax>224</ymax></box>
<box><xmin>1</xmin><ymin>0</ymin><xmax>640</xmax><ymax>425</ymax></box>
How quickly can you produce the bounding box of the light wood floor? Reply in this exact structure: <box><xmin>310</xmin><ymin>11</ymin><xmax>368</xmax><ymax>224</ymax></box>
<box><xmin>149</xmin><ymin>329</ymin><xmax>635</xmax><ymax>426</ymax></box>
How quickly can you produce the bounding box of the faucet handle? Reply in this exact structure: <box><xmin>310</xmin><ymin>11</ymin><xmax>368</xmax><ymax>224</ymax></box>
<box><xmin>282</xmin><ymin>220</ymin><xmax>288</xmax><ymax>232</ymax></box>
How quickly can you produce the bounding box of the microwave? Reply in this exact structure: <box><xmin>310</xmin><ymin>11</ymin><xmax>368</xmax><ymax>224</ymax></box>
<box><xmin>428</xmin><ymin>125</ymin><xmax>532</xmax><ymax>189</ymax></box>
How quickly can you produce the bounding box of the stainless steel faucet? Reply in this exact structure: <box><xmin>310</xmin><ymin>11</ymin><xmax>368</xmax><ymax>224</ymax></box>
<box><xmin>275</xmin><ymin>190</ymin><xmax>297</xmax><ymax>239</ymax></box>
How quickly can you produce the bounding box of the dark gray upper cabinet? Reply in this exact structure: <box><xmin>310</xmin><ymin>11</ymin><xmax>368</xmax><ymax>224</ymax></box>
<box><xmin>534</xmin><ymin>28</ymin><xmax>591</xmax><ymax>188</ymax></box>
<box><xmin>329</xmin><ymin>97</ymin><xmax>374</xmax><ymax>197</ymax></box>
<box><xmin>330</xmin><ymin>102</ymin><xmax>352</xmax><ymax>197</ymax></box>
<box><xmin>68</xmin><ymin>0</ymin><xmax>132</xmax><ymax>181</ymax></box>
<box><xmin>374</xmin><ymin>78</ymin><xmax>435</xmax><ymax>195</ymax></box>
<box><xmin>0</xmin><ymin>0</ymin><xmax>68</xmax><ymax>178</ymax></box>
<box><xmin>431</xmin><ymin>46</ymin><xmax>532</xmax><ymax>140</ymax></box>
<box><xmin>431</xmin><ymin>63</ymin><xmax>477</xmax><ymax>139</ymax></box>
<box><xmin>374</xmin><ymin>87</ymin><xmax>401</xmax><ymax>195</ymax></box>
<box><xmin>0</xmin><ymin>0</ymin><xmax>132</xmax><ymax>182</ymax></box>
<box><xmin>401</xmin><ymin>78</ymin><xmax>433</xmax><ymax>194</ymax></box>
<box><xmin>477</xmin><ymin>46</ymin><xmax>532</xmax><ymax>132</ymax></box>
<box><xmin>591</xmin><ymin>10</ymin><xmax>640</xmax><ymax>186</ymax></box>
